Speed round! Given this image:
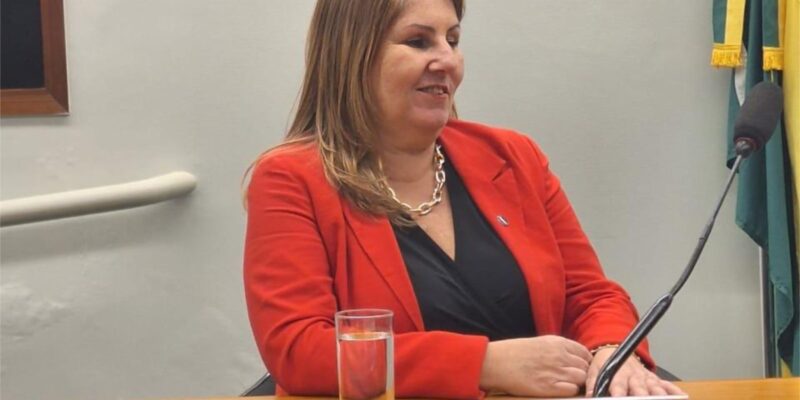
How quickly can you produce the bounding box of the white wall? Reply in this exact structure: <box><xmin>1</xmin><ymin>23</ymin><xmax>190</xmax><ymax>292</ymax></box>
<box><xmin>0</xmin><ymin>1</ymin><xmax>762</xmax><ymax>399</ymax></box>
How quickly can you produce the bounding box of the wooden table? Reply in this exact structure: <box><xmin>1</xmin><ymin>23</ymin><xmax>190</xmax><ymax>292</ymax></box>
<box><xmin>178</xmin><ymin>377</ymin><xmax>798</xmax><ymax>400</ymax></box>
<box><xmin>673</xmin><ymin>377</ymin><xmax>798</xmax><ymax>400</ymax></box>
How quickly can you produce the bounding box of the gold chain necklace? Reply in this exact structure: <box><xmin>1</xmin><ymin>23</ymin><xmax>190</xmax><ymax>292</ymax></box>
<box><xmin>387</xmin><ymin>144</ymin><xmax>446</xmax><ymax>216</ymax></box>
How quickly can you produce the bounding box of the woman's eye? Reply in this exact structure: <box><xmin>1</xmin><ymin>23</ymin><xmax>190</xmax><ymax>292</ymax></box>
<box><xmin>404</xmin><ymin>35</ymin><xmax>459</xmax><ymax>49</ymax></box>
<box><xmin>406</xmin><ymin>38</ymin><xmax>427</xmax><ymax>49</ymax></box>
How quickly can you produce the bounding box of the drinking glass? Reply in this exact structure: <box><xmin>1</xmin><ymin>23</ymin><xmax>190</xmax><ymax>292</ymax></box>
<box><xmin>335</xmin><ymin>309</ymin><xmax>394</xmax><ymax>400</ymax></box>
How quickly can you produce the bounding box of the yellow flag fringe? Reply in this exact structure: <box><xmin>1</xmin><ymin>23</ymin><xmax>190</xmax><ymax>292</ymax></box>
<box><xmin>764</xmin><ymin>47</ymin><xmax>785</xmax><ymax>71</ymax></box>
<box><xmin>712</xmin><ymin>44</ymin><xmax>745</xmax><ymax>67</ymax></box>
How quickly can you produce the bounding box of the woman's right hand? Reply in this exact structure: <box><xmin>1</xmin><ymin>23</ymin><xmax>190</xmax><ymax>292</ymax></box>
<box><xmin>479</xmin><ymin>335</ymin><xmax>593</xmax><ymax>397</ymax></box>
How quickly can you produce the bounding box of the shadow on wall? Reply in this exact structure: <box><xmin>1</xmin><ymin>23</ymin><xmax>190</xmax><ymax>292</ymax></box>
<box><xmin>0</xmin><ymin>197</ymin><xmax>194</xmax><ymax>265</ymax></box>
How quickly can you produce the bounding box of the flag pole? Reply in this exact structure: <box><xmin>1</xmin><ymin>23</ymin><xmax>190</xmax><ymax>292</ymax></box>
<box><xmin>760</xmin><ymin>248</ymin><xmax>778</xmax><ymax>377</ymax></box>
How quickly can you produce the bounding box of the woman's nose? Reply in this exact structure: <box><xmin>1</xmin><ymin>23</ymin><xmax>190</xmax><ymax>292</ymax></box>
<box><xmin>429</xmin><ymin>41</ymin><xmax>460</xmax><ymax>72</ymax></box>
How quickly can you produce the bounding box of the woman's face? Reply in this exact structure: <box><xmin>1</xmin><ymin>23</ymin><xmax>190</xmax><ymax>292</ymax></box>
<box><xmin>372</xmin><ymin>0</ymin><xmax>464</xmax><ymax>147</ymax></box>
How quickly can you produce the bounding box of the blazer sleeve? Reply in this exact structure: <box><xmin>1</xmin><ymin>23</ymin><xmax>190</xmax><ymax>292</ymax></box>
<box><xmin>520</xmin><ymin>136</ymin><xmax>655</xmax><ymax>369</ymax></box>
<box><xmin>243</xmin><ymin>153</ymin><xmax>489</xmax><ymax>399</ymax></box>
<box><xmin>244</xmin><ymin>153</ymin><xmax>338</xmax><ymax>395</ymax></box>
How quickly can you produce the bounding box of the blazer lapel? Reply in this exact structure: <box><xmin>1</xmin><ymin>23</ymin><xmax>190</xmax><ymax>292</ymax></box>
<box><xmin>441</xmin><ymin>127</ymin><xmax>554</xmax><ymax>334</ymax></box>
<box><xmin>440</xmin><ymin>127</ymin><xmax>526</xmax><ymax>250</ymax></box>
<box><xmin>341</xmin><ymin>205</ymin><xmax>425</xmax><ymax>331</ymax></box>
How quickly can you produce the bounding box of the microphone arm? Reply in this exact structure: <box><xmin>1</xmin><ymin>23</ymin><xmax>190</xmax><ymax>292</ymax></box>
<box><xmin>592</xmin><ymin>154</ymin><xmax>745</xmax><ymax>397</ymax></box>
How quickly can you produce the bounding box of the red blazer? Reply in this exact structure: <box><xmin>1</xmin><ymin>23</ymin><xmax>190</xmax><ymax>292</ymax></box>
<box><xmin>244</xmin><ymin>119</ymin><xmax>653</xmax><ymax>399</ymax></box>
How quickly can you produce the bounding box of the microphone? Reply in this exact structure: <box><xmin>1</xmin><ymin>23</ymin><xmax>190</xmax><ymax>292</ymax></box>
<box><xmin>733</xmin><ymin>82</ymin><xmax>783</xmax><ymax>157</ymax></box>
<box><xmin>591</xmin><ymin>81</ymin><xmax>782</xmax><ymax>397</ymax></box>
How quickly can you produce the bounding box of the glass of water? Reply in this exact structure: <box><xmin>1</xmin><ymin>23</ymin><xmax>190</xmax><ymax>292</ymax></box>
<box><xmin>335</xmin><ymin>309</ymin><xmax>394</xmax><ymax>400</ymax></box>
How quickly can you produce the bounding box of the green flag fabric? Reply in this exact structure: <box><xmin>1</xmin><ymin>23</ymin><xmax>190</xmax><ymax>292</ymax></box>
<box><xmin>782</xmin><ymin>0</ymin><xmax>800</xmax><ymax>378</ymax></box>
<box><xmin>712</xmin><ymin>0</ymin><xmax>747</xmax><ymax>66</ymax></box>
<box><xmin>715</xmin><ymin>0</ymin><xmax>799</xmax><ymax>377</ymax></box>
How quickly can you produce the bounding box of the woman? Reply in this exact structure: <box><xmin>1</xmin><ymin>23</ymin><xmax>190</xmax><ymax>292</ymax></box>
<box><xmin>244</xmin><ymin>0</ymin><xmax>684</xmax><ymax>398</ymax></box>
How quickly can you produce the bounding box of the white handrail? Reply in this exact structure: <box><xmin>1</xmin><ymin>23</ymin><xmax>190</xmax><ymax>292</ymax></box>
<box><xmin>0</xmin><ymin>172</ymin><xmax>197</xmax><ymax>227</ymax></box>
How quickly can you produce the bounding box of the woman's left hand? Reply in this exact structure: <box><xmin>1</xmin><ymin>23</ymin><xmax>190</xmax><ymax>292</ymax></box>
<box><xmin>584</xmin><ymin>347</ymin><xmax>685</xmax><ymax>397</ymax></box>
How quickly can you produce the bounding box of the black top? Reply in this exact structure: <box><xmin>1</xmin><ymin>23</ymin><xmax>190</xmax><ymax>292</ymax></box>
<box><xmin>392</xmin><ymin>157</ymin><xmax>536</xmax><ymax>341</ymax></box>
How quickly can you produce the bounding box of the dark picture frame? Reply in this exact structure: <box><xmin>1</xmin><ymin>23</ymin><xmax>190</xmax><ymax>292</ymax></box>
<box><xmin>1</xmin><ymin>0</ymin><xmax>68</xmax><ymax>117</ymax></box>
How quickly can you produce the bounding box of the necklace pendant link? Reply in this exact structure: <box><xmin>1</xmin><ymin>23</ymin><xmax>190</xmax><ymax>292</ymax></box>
<box><xmin>418</xmin><ymin>203</ymin><xmax>434</xmax><ymax>216</ymax></box>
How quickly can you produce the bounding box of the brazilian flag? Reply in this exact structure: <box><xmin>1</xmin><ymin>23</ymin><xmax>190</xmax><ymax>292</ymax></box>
<box><xmin>712</xmin><ymin>0</ymin><xmax>799</xmax><ymax>377</ymax></box>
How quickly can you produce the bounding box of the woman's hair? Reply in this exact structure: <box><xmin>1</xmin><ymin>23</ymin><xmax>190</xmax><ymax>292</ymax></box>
<box><xmin>254</xmin><ymin>0</ymin><xmax>464</xmax><ymax>225</ymax></box>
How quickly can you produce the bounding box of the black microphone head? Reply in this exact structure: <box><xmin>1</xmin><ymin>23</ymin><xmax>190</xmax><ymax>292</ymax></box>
<box><xmin>733</xmin><ymin>82</ymin><xmax>783</xmax><ymax>155</ymax></box>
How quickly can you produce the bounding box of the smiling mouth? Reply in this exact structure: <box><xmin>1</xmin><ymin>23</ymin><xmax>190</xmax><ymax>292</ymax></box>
<box><xmin>417</xmin><ymin>85</ymin><xmax>449</xmax><ymax>95</ymax></box>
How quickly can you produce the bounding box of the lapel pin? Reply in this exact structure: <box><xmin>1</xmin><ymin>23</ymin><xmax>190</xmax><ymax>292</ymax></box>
<box><xmin>496</xmin><ymin>215</ymin><xmax>510</xmax><ymax>227</ymax></box>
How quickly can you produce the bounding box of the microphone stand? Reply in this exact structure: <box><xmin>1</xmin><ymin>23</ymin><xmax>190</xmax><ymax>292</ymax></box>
<box><xmin>592</xmin><ymin>154</ymin><xmax>745</xmax><ymax>397</ymax></box>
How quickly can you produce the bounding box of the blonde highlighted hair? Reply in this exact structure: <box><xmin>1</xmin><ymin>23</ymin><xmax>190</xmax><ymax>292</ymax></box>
<box><xmin>249</xmin><ymin>0</ymin><xmax>464</xmax><ymax>225</ymax></box>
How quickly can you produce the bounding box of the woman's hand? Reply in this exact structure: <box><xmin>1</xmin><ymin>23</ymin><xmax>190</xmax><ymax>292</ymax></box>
<box><xmin>479</xmin><ymin>335</ymin><xmax>593</xmax><ymax>397</ymax></box>
<box><xmin>585</xmin><ymin>347</ymin><xmax>685</xmax><ymax>397</ymax></box>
